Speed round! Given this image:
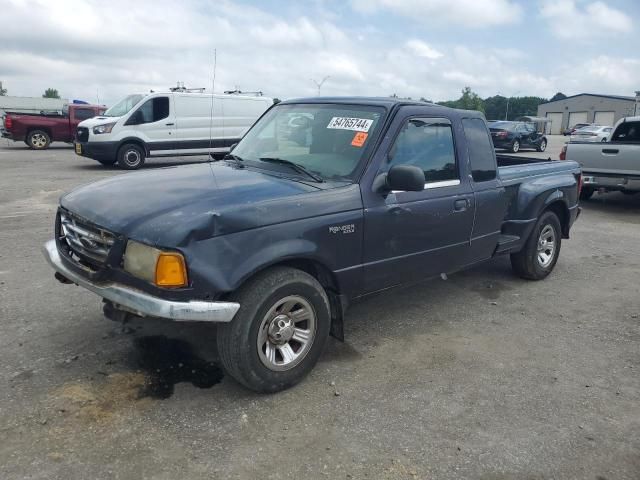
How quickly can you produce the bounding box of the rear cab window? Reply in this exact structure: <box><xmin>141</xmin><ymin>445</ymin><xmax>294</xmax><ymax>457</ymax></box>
<box><xmin>610</xmin><ymin>121</ymin><xmax>640</xmax><ymax>143</ymax></box>
<box><xmin>74</xmin><ymin>108</ymin><xmax>96</xmax><ymax>121</ymax></box>
<box><xmin>462</xmin><ymin>118</ymin><xmax>497</xmax><ymax>182</ymax></box>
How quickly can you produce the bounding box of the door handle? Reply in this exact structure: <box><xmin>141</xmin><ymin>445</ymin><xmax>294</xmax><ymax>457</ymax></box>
<box><xmin>454</xmin><ymin>199</ymin><xmax>469</xmax><ymax>212</ymax></box>
<box><xmin>602</xmin><ymin>148</ymin><xmax>618</xmax><ymax>154</ymax></box>
<box><xmin>165</xmin><ymin>122</ymin><xmax>175</xmax><ymax>126</ymax></box>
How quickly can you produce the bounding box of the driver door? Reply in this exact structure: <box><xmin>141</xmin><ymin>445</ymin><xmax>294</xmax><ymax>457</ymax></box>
<box><xmin>361</xmin><ymin>116</ymin><xmax>475</xmax><ymax>293</ymax></box>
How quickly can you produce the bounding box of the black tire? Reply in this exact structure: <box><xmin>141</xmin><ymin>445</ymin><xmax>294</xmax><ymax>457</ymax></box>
<box><xmin>510</xmin><ymin>211</ymin><xmax>562</xmax><ymax>280</ymax></box>
<box><xmin>97</xmin><ymin>158</ymin><xmax>117</xmax><ymax>166</ymax></box>
<box><xmin>27</xmin><ymin>130</ymin><xmax>51</xmax><ymax>150</ymax></box>
<box><xmin>217</xmin><ymin>267</ymin><xmax>331</xmax><ymax>393</ymax></box>
<box><xmin>579</xmin><ymin>188</ymin><xmax>594</xmax><ymax>201</ymax></box>
<box><xmin>536</xmin><ymin>139</ymin><xmax>547</xmax><ymax>152</ymax></box>
<box><xmin>510</xmin><ymin>139</ymin><xmax>520</xmax><ymax>153</ymax></box>
<box><xmin>117</xmin><ymin>143</ymin><xmax>145</xmax><ymax>169</ymax></box>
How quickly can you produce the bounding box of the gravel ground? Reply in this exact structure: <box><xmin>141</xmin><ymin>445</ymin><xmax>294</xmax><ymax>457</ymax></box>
<box><xmin>0</xmin><ymin>141</ymin><xmax>638</xmax><ymax>480</ymax></box>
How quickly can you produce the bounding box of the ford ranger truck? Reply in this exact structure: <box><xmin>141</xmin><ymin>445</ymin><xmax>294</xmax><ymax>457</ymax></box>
<box><xmin>42</xmin><ymin>97</ymin><xmax>582</xmax><ymax>392</ymax></box>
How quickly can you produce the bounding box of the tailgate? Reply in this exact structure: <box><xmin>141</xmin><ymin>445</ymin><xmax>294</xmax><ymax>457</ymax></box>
<box><xmin>568</xmin><ymin>143</ymin><xmax>640</xmax><ymax>176</ymax></box>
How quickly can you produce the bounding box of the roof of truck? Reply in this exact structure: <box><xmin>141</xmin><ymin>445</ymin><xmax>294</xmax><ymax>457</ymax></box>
<box><xmin>279</xmin><ymin>96</ymin><xmax>486</xmax><ymax>121</ymax></box>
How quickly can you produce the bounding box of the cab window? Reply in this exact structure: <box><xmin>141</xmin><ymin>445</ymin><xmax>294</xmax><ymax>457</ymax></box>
<box><xmin>133</xmin><ymin>97</ymin><xmax>170</xmax><ymax>124</ymax></box>
<box><xmin>386</xmin><ymin>118</ymin><xmax>457</xmax><ymax>184</ymax></box>
<box><xmin>462</xmin><ymin>118</ymin><xmax>497</xmax><ymax>182</ymax></box>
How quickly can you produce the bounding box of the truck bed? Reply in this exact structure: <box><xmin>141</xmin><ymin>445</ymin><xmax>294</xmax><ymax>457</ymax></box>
<box><xmin>496</xmin><ymin>154</ymin><xmax>577</xmax><ymax>185</ymax></box>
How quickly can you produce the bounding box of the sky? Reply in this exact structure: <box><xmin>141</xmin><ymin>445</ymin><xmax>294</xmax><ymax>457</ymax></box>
<box><xmin>1</xmin><ymin>0</ymin><xmax>638</xmax><ymax>106</ymax></box>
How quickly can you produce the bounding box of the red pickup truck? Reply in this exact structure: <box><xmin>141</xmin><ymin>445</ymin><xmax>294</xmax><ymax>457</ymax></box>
<box><xmin>2</xmin><ymin>104</ymin><xmax>105</xmax><ymax>149</ymax></box>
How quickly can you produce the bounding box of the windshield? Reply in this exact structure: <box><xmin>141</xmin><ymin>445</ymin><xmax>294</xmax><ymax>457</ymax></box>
<box><xmin>103</xmin><ymin>94</ymin><xmax>146</xmax><ymax>117</ymax></box>
<box><xmin>231</xmin><ymin>103</ymin><xmax>385</xmax><ymax>181</ymax></box>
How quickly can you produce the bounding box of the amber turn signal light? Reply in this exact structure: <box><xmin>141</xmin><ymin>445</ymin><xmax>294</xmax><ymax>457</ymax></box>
<box><xmin>155</xmin><ymin>252</ymin><xmax>188</xmax><ymax>288</ymax></box>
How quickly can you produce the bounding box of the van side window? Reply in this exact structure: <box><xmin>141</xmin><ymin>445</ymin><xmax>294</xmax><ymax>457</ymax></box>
<box><xmin>462</xmin><ymin>118</ymin><xmax>497</xmax><ymax>182</ymax></box>
<box><xmin>387</xmin><ymin>118</ymin><xmax>457</xmax><ymax>183</ymax></box>
<box><xmin>136</xmin><ymin>97</ymin><xmax>170</xmax><ymax>124</ymax></box>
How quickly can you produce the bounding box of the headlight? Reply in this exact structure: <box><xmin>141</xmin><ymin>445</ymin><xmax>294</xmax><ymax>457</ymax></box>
<box><xmin>93</xmin><ymin>122</ymin><xmax>116</xmax><ymax>135</ymax></box>
<box><xmin>123</xmin><ymin>240</ymin><xmax>188</xmax><ymax>288</ymax></box>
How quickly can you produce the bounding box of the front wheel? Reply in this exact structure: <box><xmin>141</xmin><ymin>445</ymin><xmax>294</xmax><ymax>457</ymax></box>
<box><xmin>536</xmin><ymin>139</ymin><xmax>547</xmax><ymax>152</ymax></box>
<box><xmin>216</xmin><ymin>267</ymin><xmax>331</xmax><ymax>392</ymax></box>
<box><xmin>510</xmin><ymin>139</ymin><xmax>520</xmax><ymax>153</ymax></box>
<box><xmin>27</xmin><ymin>130</ymin><xmax>51</xmax><ymax>150</ymax></box>
<box><xmin>117</xmin><ymin>143</ymin><xmax>145</xmax><ymax>169</ymax></box>
<box><xmin>511</xmin><ymin>211</ymin><xmax>562</xmax><ymax>280</ymax></box>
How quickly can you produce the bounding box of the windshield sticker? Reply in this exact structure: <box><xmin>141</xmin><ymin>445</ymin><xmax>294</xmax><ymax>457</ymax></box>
<box><xmin>327</xmin><ymin>117</ymin><xmax>373</xmax><ymax>132</ymax></box>
<box><xmin>351</xmin><ymin>132</ymin><xmax>368</xmax><ymax>147</ymax></box>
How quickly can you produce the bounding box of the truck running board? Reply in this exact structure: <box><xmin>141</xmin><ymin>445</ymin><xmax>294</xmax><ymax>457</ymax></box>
<box><xmin>494</xmin><ymin>234</ymin><xmax>521</xmax><ymax>254</ymax></box>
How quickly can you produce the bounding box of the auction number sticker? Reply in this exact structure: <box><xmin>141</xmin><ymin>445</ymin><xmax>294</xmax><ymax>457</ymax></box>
<box><xmin>327</xmin><ymin>117</ymin><xmax>373</xmax><ymax>132</ymax></box>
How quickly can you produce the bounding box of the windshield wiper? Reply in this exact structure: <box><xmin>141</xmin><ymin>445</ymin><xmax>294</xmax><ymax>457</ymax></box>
<box><xmin>258</xmin><ymin>157</ymin><xmax>324</xmax><ymax>183</ymax></box>
<box><xmin>223</xmin><ymin>153</ymin><xmax>244</xmax><ymax>162</ymax></box>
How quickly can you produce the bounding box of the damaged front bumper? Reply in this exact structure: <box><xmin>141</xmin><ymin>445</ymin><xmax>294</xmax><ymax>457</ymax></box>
<box><xmin>41</xmin><ymin>240</ymin><xmax>240</xmax><ymax>322</ymax></box>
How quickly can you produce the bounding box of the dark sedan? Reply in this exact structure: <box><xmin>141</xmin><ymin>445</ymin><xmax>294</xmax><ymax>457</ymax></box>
<box><xmin>489</xmin><ymin>121</ymin><xmax>547</xmax><ymax>153</ymax></box>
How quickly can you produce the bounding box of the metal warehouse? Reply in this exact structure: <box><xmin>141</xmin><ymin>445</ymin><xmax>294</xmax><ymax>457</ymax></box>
<box><xmin>537</xmin><ymin>93</ymin><xmax>639</xmax><ymax>134</ymax></box>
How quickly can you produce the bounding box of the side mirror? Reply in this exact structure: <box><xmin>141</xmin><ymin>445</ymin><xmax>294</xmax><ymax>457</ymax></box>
<box><xmin>380</xmin><ymin>165</ymin><xmax>425</xmax><ymax>192</ymax></box>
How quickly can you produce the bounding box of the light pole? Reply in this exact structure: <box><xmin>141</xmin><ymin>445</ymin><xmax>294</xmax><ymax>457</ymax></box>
<box><xmin>311</xmin><ymin>76</ymin><xmax>330</xmax><ymax>96</ymax></box>
<box><xmin>505</xmin><ymin>91</ymin><xmax>520</xmax><ymax>120</ymax></box>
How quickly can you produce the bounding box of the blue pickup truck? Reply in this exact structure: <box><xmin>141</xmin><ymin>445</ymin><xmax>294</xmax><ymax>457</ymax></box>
<box><xmin>43</xmin><ymin>97</ymin><xmax>582</xmax><ymax>392</ymax></box>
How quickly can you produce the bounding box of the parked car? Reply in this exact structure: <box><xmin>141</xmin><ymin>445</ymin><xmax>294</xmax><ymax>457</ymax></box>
<box><xmin>563</xmin><ymin>123</ymin><xmax>591</xmax><ymax>136</ymax></box>
<box><xmin>569</xmin><ymin>125</ymin><xmax>612</xmax><ymax>142</ymax></box>
<box><xmin>488</xmin><ymin>121</ymin><xmax>548</xmax><ymax>153</ymax></box>
<box><xmin>43</xmin><ymin>97</ymin><xmax>581</xmax><ymax>392</ymax></box>
<box><xmin>1</xmin><ymin>104</ymin><xmax>105</xmax><ymax>149</ymax></box>
<box><xmin>561</xmin><ymin>116</ymin><xmax>639</xmax><ymax>199</ymax></box>
<box><xmin>74</xmin><ymin>91</ymin><xmax>273</xmax><ymax>169</ymax></box>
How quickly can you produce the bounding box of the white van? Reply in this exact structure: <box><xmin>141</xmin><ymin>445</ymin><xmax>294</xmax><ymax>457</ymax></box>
<box><xmin>74</xmin><ymin>91</ymin><xmax>273</xmax><ymax>169</ymax></box>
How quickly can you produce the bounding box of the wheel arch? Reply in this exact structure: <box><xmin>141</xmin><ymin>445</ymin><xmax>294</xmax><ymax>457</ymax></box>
<box><xmin>226</xmin><ymin>256</ymin><xmax>347</xmax><ymax>341</ymax></box>
<box><xmin>117</xmin><ymin>137</ymin><xmax>148</xmax><ymax>156</ymax></box>
<box><xmin>27</xmin><ymin>126</ymin><xmax>52</xmax><ymax>140</ymax></box>
<box><xmin>543</xmin><ymin>200</ymin><xmax>570</xmax><ymax>238</ymax></box>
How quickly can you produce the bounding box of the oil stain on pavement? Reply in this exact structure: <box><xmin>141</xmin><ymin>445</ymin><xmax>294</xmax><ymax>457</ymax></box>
<box><xmin>131</xmin><ymin>335</ymin><xmax>224</xmax><ymax>399</ymax></box>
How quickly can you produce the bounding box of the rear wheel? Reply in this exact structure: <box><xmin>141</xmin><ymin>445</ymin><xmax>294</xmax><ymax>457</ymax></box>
<box><xmin>536</xmin><ymin>139</ymin><xmax>547</xmax><ymax>152</ymax></box>
<box><xmin>27</xmin><ymin>130</ymin><xmax>50</xmax><ymax>150</ymax></box>
<box><xmin>511</xmin><ymin>211</ymin><xmax>562</xmax><ymax>280</ymax></box>
<box><xmin>510</xmin><ymin>139</ymin><xmax>520</xmax><ymax>153</ymax></box>
<box><xmin>117</xmin><ymin>143</ymin><xmax>145</xmax><ymax>169</ymax></box>
<box><xmin>580</xmin><ymin>188</ymin><xmax>594</xmax><ymax>201</ymax></box>
<box><xmin>217</xmin><ymin>267</ymin><xmax>331</xmax><ymax>392</ymax></box>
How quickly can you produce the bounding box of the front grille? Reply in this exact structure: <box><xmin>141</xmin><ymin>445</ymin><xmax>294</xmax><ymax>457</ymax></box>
<box><xmin>76</xmin><ymin>127</ymin><xmax>89</xmax><ymax>142</ymax></box>
<box><xmin>59</xmin><ymin>210</ymin><xmax>115</xmax><ymax>269</ymax></box>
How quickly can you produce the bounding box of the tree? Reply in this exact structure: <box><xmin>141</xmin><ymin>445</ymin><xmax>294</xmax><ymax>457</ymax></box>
<box><xmin>43</xmin><ymin>88</ymin><xmax>60</xmax><ymax>99</ymax></box>
<box><xmin>437</xmin><ymin>87</ymin><xmax>485</xmax><ymax>113</ymax></box>
<box><xmin>0</xmin><ymin>81</ymin><xmax>7</xmax><ymax>96</ymax></box>
<box><xmin>549</xmin><ymin>92</ymin><xmax>567</xmax><ymax>102</ymax></box>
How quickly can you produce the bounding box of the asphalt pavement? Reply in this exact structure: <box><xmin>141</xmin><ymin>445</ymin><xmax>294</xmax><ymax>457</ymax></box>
<box><xmin>0</xmin><ymin>140</ymin><xmax>638</xmax><ymax>479</ymax></box>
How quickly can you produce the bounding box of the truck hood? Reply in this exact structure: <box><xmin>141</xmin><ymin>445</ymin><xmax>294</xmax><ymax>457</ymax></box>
<box><xmin>78</xmin><ymin>116</ymin><xmax>122</xmax><ymax>128</ymax></box>
<box><xmin>60</xmin><ymin>162</ymin><xmax>329</xmax><ymax>246</ymax></box>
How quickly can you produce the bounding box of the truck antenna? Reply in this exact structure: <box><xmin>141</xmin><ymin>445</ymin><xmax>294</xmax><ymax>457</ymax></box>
<box><xmin>208</xmin><ymin>49</ymin><xmax>217</xmax><ymax>156</ymax></box>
